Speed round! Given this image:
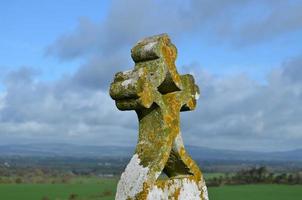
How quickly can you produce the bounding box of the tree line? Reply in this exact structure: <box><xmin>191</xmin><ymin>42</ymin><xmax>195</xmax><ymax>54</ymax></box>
<box><xmin>207</xmin><ymin>166</ymin><xmax>302</xmax><ymax>187</ymax></box>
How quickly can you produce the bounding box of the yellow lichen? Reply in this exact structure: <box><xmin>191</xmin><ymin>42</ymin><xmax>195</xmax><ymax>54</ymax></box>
<box><xmin>110</xmin><ymin>34</ymin><xmax>208</xmax><ymax>200</ymax></box>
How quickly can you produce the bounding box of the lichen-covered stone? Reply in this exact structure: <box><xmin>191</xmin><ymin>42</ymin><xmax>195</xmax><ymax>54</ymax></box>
<box><xmin>110</xmin><ymin>33</ymin><xmax>208</xmax><ymax>200</ymax></box>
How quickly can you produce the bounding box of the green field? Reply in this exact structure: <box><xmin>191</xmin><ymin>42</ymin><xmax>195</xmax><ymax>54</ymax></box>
<box><xmin>0</xmin><ymin>179</ymin><xmax>117</xmax><ymax>200</ymax></box>
<box><xmin>0</xmin><ymin>181</ymin><xmax>301</xmax><ymax>200</ymax></box>
<box><xmin>209</xmin><ymin>185</ymin><xmax>302</xmax><ymax>200</ymax></box>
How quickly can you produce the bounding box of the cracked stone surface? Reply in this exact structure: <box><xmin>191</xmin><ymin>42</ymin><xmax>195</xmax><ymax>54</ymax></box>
<box><xmin>110</xmin><ymin>33</ymin><xmax>208</xmax><ymax>200</ymax></box>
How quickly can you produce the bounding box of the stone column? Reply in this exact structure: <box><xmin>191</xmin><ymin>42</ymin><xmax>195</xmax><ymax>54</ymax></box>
<box><xmin>110</xmin><ymin>34</ymin><xmax>208</xmax><ymax>200</ymax></box>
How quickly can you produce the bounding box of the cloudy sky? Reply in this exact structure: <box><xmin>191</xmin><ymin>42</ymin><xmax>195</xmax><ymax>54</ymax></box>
<box><xmin>0</xmin><ymin>0</ymin><xmax>302</xmax><ymax>152</ymax></box>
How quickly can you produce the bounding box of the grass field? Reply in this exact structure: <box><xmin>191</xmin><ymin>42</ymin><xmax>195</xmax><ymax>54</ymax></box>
<box><xmin>209</xmin><ymin>185</ymin><xmax>302</xmax><ymax>200</ymax></box>
<box><xmin>0</xmin><ymin>179</ymin><xmax>116</xmax><ymax>200</ymax></box>
<box><xmin>0</xmin><ymin>180</ymin><xmax>301</xmax><ymax>200</ymax></box>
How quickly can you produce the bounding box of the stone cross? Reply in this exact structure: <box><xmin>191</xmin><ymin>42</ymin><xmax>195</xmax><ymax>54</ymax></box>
<box><xmin>110</xmin><ymin>34</ymin><xmax>208</xmax><ymax>200</ymax></box>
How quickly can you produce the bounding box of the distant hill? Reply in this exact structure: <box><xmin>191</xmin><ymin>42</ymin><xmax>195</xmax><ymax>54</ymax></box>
<box><xmin>0</xmin><ymin>143</ymin><xmax>301</xmax><ymax>161</ymax></box>
<box><xmin>187</xmin><ymin>146</ymin><xmax>302</xmax><ymax>161</ymax></box>
<box><xmin>0</xmin><ymin>143</ymin><xmax>132</xmax><ymax>158</ymax></box>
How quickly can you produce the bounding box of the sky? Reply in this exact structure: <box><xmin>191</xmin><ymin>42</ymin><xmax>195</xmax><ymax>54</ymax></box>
<box><xmin>0</xmin><ymin>0</ymin><xmax>302</xmax><ymax>152</ymax></box>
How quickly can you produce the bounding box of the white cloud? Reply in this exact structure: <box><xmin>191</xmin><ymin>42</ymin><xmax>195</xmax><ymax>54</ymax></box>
<box><xmin>1</xmin><ymin>0</ymin><xmax>302</xmax><ymax>151</ymax></box>
<box><xmin>0</xmin><ymin>55</ymin><xmax>301</xmax><ymax>151</ymax></box>
<box><xmin>181</xmin><ymin>57</ymin><xmax>302</xmax><ymax>151</ymax></box>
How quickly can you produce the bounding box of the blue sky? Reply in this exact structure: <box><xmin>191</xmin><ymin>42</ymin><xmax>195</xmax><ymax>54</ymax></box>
<box><xmin>0</xmin><ymin>0</ymin><xmax>109</xmax><ymax>82</ymax></box>
<box><xmin>2</xmin><ymin>0</ymin><xmax>301</xmax><ymax>83</ymax></box>
<box><xmin>0</xmin><ymin>0</ymin><xmax>302</xmax><ymax>151</ymax></box>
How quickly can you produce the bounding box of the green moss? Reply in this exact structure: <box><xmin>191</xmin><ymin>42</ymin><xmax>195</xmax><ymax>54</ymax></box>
<box><xmin>110</xmin><ymin>34</ymin><xmax>207</xmax><ymax>199</ymax></box>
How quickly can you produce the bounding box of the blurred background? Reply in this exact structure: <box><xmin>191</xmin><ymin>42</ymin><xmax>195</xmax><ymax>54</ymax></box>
<box><xmin>0</xmin><ymin>1</ymin><xmax>302</xmax><ymax>200</ymax></box>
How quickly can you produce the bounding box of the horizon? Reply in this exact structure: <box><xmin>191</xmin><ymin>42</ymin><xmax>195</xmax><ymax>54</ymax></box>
<box><xmin>0</xmin><ymin>0</ymin><xmax>302</xmax><ymax>152</ymax></box>
<box><xmin>0</xmin><ymin>142</ymin><xmax>301</xmax><ymax>154</ymax></box>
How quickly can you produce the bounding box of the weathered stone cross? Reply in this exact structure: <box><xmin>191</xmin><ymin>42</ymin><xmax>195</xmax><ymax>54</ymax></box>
<box><xmin>110</xmin><ymin>34</ymin><xmax>208</xmax><ymax>200</ymax></box>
